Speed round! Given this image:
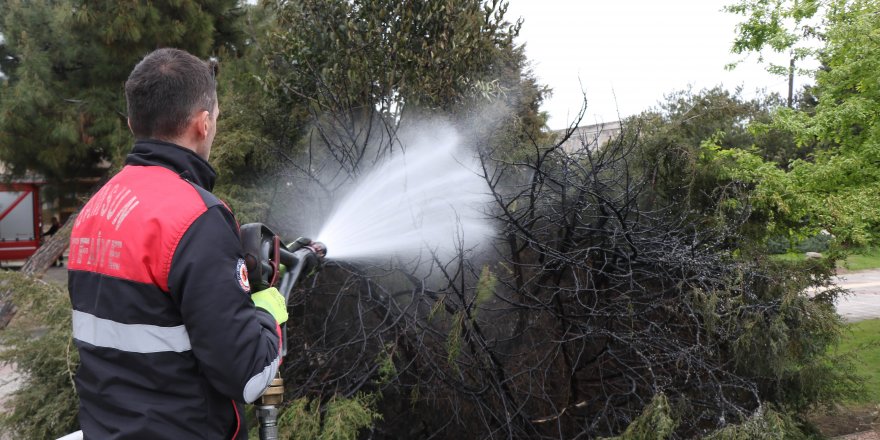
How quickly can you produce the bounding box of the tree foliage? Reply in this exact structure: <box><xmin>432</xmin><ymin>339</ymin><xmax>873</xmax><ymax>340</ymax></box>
<box><xmin>261</xmin><ymin>0</ymin><xmax>532</xmax><ymax>116</ymax></box>
<box><xmin>617</xmin><ymin>87</ymin><xmax>804</xmax><ymax>249</ymax></box>
<box><xmin>267</xmin><ymin>393</ymin><xmax>382</xmax><ymax>440</ymax></box>
<box><xmin>0</xmin><ymin>0</ymin><xmax>243</xmax><ymax>184</ymax></box>
<box><xmin>725</xmin><ymin>0</ymin><xmax>822</xmax><ymax>76</ymax></box>
<box><xmin>723</xmin><ymin>0</ymin><xmax>880</xmax><ymax>245</ymax></box>
<box><xmin>211</xmin><ymin>0</ymin><xmax>549</xmax><ymax>222</ymax></box>
<box><xmin>0</xmin><ymin>272</ymin><xmax>79</xmax><ymax>439</ymax></box>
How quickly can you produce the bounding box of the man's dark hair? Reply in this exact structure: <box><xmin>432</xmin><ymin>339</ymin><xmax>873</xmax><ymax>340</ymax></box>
<box><xmin>125</xmin><ymin>48</ymin><xmax>218</xmax><ymax>140</ymax></box>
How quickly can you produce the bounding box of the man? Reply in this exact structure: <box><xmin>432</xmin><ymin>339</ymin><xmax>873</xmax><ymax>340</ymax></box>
<box><xmin>42</xmin><ymin>216</ymin><xmax>61</xmax><ymax>237</ymax></box>
<box><xmin>68</xmin><ymin>48</ymin><xmax>289</xmax><ymax>439</ymax></box>
<box><xmin>43</xmin><ymin>216</ymin><xmax>63</xmax><ymax>266</ymax></box>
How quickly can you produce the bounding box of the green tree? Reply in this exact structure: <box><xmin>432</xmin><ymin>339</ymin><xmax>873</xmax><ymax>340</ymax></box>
<box><xmin>725</xmin><ymin>0</ymin><xmax>822</xmax><ymax>106</ymax></box>
<box><xmin>620</xmin><ymin>87</ymin><xmax>799</xmax><ymax>241</ymax></box>
<box><xmin>0</xmin><ymin>272</ymin><xmax>79</xmax><ymax>439</ymax></box>
<box><xmin>211</xmin><ymin>0</ymin><xmax>549</xmax><ymax>224</ymax></box>
<box><xmin>0</xmin><ymin>0</ymin><xmax>247</xmax><ymax>325</ymax></box>
<box><xmin>0</xmin><ymin>0</ymin><xmax>243</xmax><ymax>186</ymax></box>
<box><xmin>260</xmin><ymin>0</ymin><xmax>536</xmax><ymax>117</ymax></box>
<box><xmin>723</xmin><ymin>0</ymin><xmax>880</xmax><ymax>245</ymax></box>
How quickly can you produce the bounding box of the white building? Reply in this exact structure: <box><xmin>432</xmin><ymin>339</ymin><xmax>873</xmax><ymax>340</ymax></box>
<box><xmin>557</xmin><ymin>121</ymin><xmax>622</xmax><ymax>154</ymax></box>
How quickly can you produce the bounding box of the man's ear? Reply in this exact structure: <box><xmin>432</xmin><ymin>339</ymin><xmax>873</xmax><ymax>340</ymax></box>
<box><xmin>196</xmin><ymin>110</ymin><xmax>210</xmax><ymax>139</ymax></box>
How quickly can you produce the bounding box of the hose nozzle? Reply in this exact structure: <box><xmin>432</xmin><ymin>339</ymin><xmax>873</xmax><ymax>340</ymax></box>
<box><xmin>288</xmin><ymin>238</ymin><xmax>327</xmax><ymax>261</ymax></box>
<box><xmin>306</xmin><ymin>241</ymin><xmax>327</xmax><ymax>260</ymax></box>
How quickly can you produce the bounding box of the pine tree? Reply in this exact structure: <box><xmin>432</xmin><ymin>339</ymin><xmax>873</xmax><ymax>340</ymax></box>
<box><xmin>0</xmin><ymin>0</ymin><xmax>244</xmax><ymax>186</ymax></box>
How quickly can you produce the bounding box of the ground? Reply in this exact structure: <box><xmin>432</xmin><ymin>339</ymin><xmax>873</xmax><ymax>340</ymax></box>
<box><xmin>810</xmin><ymin>405</ymin><xmax>879</xmax><ymax>439</ymax></box>
<box><xmin>810</xmin><ymin>271</ymin><xmax>880</xmax><ymax>439</ymax></box>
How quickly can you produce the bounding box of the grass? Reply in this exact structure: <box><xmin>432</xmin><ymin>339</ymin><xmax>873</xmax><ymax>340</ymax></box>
<box><xmin>808</xmin><ymin>319</ymin><xmax>880</xmax><ymax>437</ymax></box>
<box><xmin>770</xmin><ymin>252</ymin><xmax>807</xmax><ymax>263</ymax></box>
<box><xmin>771</xmin><ymin>248</ymin><xmax>880</xmax><ymax>272</ymax></box>
<box><xmin>835</xmin><ymin>318</ymin><xmax>880</xmax><ymax>402</ymax></box>
<box><xmin>841</xmin><ymin>248</ymin><xmax>880</xmax><ymax>271</ymax></box>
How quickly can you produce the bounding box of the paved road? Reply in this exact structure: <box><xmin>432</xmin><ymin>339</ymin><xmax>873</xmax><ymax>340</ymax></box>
<box><xmin>833</xmin><ymin>270</ymin><xmax>880</xmax><ymax>322</ymax></box>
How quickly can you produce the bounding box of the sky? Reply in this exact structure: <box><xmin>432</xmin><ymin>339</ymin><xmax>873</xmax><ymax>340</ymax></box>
<box><xmin>505</xmin><ymin>0</ymin><xmax>801</xmax><ymax>130</ymax></box>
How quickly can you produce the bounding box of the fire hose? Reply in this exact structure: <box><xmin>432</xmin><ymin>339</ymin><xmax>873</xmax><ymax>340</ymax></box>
<box><xmin>240</xmin><ymin>223</ymin><xmax>326</xmax><ymax>440</ymax></box>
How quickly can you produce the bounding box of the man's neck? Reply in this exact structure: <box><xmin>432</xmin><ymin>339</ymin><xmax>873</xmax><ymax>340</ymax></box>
<box><xmin>161</xmin><ymin>136</ymin><xmax>206</xmax><ymax>161</ymax></box>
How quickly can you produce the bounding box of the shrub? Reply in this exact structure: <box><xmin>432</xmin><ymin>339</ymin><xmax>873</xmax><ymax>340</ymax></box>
<box><xmin>0</xmin><ymin>271</ymin><xmax>79</xmax><ymax>439</ymax></box>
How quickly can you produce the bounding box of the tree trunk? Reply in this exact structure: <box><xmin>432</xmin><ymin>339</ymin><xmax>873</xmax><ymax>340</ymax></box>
<box><xmin>0</xmin><ymin>213</ymin><xmax>77</xmax><ymax>329</ymax></box>
<box><xmin>788</xmin><ymin>57</ymin><xmax>795</xmax><ymax>108</ymax></box>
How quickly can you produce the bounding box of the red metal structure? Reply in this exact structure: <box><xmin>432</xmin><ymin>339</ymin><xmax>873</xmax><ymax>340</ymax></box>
<box><xmin>0</xmin><ymin>183</ymin><xmax>42</xmax><ymax>261</ymax></box>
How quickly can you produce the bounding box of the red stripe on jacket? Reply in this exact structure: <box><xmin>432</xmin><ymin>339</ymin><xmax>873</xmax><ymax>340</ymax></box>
<box><xmin>69</xmin><ymin>165</ymin><xmax>207</xmax><ymax>292</ymax></box>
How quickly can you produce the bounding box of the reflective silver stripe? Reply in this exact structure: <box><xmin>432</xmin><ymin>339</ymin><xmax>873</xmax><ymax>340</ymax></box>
<box><xmin>243</xmin><ymin>354</ymin><xmax>281</xmax><ymax>403</ymax></box>
<box><xmin>72</xmin><ymin>310</ymin><xmax>192</xmax><ymax>354</ymax></box>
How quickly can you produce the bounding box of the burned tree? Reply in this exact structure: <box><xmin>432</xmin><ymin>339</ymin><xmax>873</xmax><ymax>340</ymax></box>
<box><xmin>263</xmin><ymin>108</ymin><xmax>855</xmax><ymax>439</ymax></box>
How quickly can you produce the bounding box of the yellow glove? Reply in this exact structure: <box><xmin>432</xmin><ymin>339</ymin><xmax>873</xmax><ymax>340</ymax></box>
<box><xmin>251</xmin><ymin>287</ymin><xmax>289</xmax><ymax>324</ymax></box>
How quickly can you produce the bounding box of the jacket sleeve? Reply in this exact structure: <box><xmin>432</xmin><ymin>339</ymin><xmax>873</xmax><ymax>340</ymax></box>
<box><xmin>167</xmin><ymin>205</ymin><xmax>281</xmax><ymax>403</ymax></box>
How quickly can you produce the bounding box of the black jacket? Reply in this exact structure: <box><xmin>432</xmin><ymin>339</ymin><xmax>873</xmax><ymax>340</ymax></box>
<box><xmin>68</xmin><ymin>140</ymin><xmax>281</xmax><ymax>439</ymax></box>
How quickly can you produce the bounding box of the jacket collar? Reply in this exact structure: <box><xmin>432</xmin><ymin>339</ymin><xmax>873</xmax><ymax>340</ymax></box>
<box><xmin>125</xmin><ymin>139</ymin><xmax>217</xmax><ymax>191</ymax></box>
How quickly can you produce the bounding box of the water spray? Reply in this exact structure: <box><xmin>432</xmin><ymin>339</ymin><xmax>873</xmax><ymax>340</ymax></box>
<box><xmin>247</xmin><ymin>127</ymin><xmax>491</xmax><ymax>439</ymax></box>
<box><xmin>315</xmin><ymin>130</ymin><xmax>493</xmax><ymax>261</ymax></box>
